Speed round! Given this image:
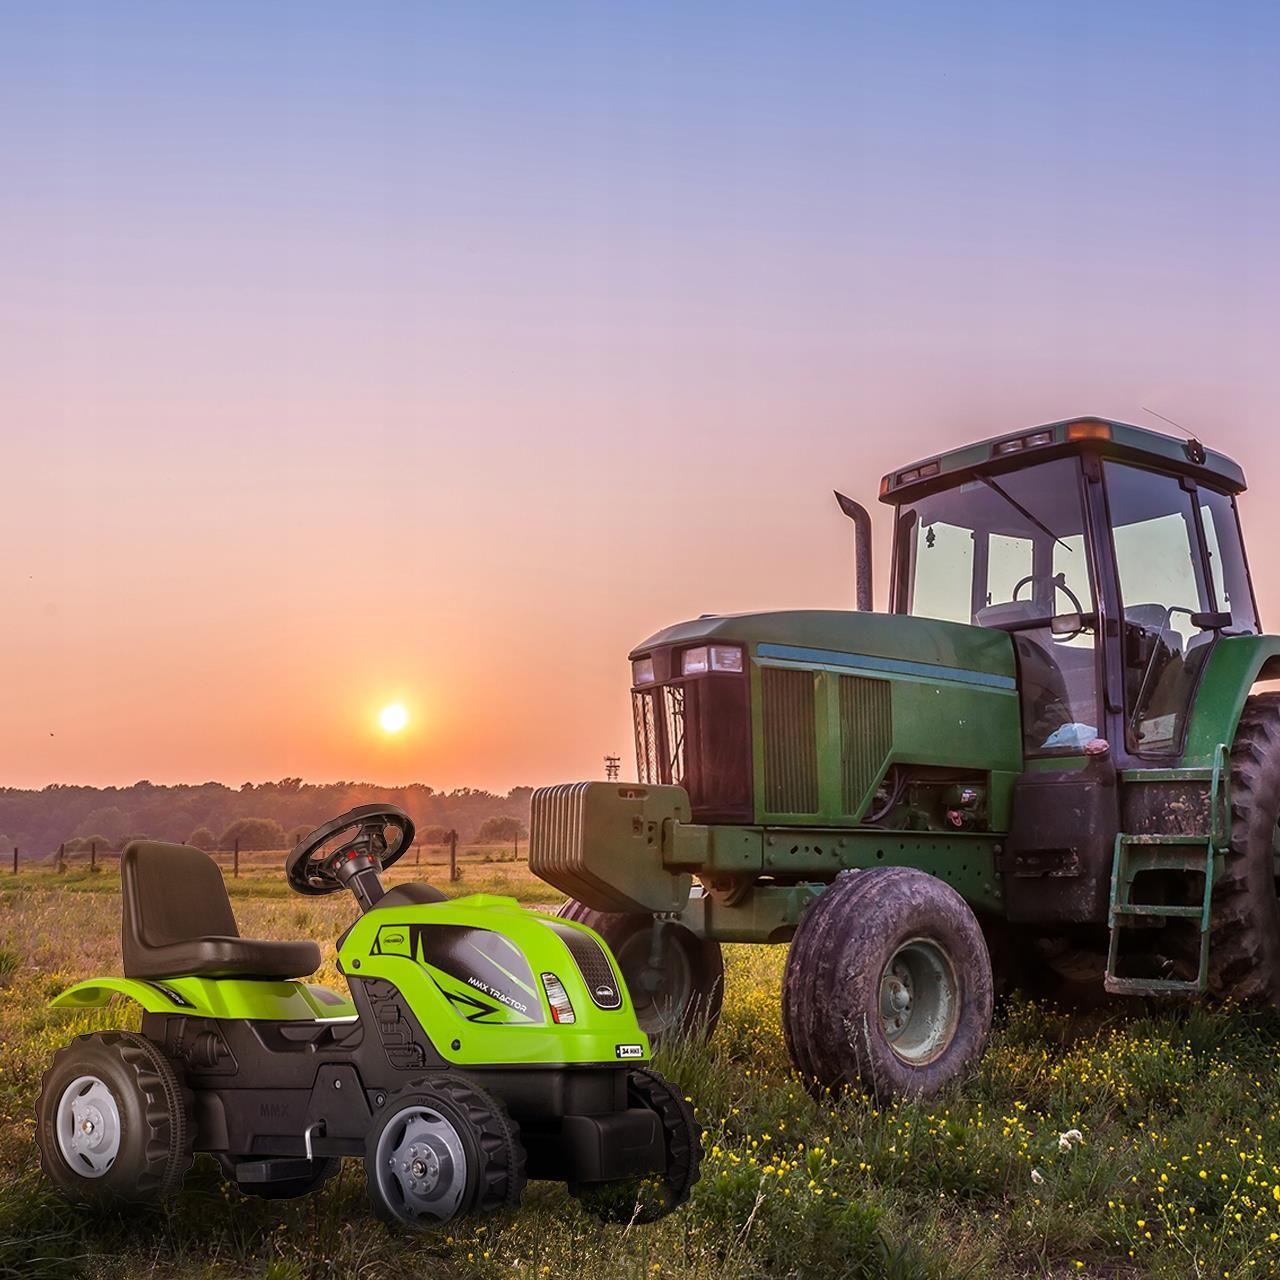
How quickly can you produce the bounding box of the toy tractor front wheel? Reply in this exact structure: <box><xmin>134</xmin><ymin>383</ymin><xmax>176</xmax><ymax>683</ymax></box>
<box><xmin>36</xmin><ymin>1031</ymin><xmax>193</xmax><ymax>1205</ymax></box>
<box><xmin>365</xmin><ymin>1073</ymin><xmax>525</xmax><ymax>1229</ymax></box>
<box><xmin>558</xmin><ymin>901</ymin><xmax>724</xmax><ymax>1043</ymax></box>
<box><xmin>572</xmin><ymin>1068</ymin><xmax>701</xmax><ymax>1224</ymax></box>
<box><xmin>782</xmin><ymin>867</ymin><xmax>993</xmax><ymax>1098</ymax></box>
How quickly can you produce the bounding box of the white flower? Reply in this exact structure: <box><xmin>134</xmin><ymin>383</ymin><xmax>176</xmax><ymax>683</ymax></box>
<box><xmin>1031</xmin><ymin>1168</ymin><xmax>1045</xmax><ymax>1185</ymax></box>
<box><xmin>1058</xmin><ymin>1128</ymin><xmax>1084</xmax><ymax>1152</ymax></box>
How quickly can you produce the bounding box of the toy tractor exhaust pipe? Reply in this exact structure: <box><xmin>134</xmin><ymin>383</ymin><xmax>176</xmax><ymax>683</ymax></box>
<box><xmin>834</xmin><ymin>491</ymin><xmax>873</xmax><ymax>611</ymax></box>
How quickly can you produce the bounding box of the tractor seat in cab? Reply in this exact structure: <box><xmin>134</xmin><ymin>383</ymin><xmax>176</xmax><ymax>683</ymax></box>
<box><xmin>121</xmin><ymin>841</ymin><xmax>322</xmax><ymax>980</ymax></box>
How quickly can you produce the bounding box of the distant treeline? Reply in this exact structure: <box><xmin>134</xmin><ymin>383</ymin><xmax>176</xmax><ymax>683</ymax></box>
<box><xmin>0</xmin><ymin>779</ymin><xmax>533</xmax><ymax>860</ymax></box>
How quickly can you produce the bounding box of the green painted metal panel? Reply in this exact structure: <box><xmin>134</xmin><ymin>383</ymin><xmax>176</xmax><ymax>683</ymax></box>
<box><xmin>1182</xmin><ymin>634</ymin><xmax>1280</xmax><ymax>765</ymax></box>
<box><xmin>675</xmin><ymin>824</ymin><xmax>1005</xmax><ymax>943</ymax></box>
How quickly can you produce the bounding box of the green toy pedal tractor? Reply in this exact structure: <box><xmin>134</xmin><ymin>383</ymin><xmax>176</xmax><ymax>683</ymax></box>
<box><xmin>36</xmin><ymin>804</ymin><xmax>699</xmax><ymax>1226</ymax></box>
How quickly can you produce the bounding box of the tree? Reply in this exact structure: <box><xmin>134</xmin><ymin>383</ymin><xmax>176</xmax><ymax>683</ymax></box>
<box><xmin>188</xmin><ymin>826</ymin><xmax>217</xmax><ymax>850</ymax></box>
<box><xmin>219</xmin><ymin>817</ymin><xmax>286</xmax><ymax>851</ymax></box>
<box><xmin>476</xmin><ymin>816</ymin><xmax>527</xmax><ymax>843</ymax></box>
<box><xmin>420</xmin><ymin>825</ymin><xmax>452</xmax><ymax>846</ymax></box>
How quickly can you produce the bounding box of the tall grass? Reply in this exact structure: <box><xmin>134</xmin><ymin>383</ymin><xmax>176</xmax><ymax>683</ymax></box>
<box><xmin>2</xmin><ymin>882</ymin><xmax>1279</xmax><ymax>1278</ymax></box>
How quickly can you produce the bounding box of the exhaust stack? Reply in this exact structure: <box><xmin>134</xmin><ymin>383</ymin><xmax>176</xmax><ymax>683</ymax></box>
<box><xmin>834</xmin><ymin>491</ymin><xmax>874</xmax><ymax>612</ymax></box>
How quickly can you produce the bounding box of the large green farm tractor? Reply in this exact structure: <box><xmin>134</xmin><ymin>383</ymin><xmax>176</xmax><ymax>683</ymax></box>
<box><xmin>531</xmin><ymin>417</ymin><xmax>1280</xmax><ymax>1096</ymax></box>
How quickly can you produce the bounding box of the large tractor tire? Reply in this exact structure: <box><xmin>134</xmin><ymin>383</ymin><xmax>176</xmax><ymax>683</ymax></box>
<box><xmin>557</xmin><ymin>901</ymin><xmax>724</xmax><ymax>1044</ymax></box>
<box><xmin>1206</xmin><ymin>693</ymin><xmax>1280</xmax><ymax>1002</ymax></box>
<box><xmin>782</xmin><ymin>867</ymin><xmax>993</xmax><ymax>1099</ymax></box>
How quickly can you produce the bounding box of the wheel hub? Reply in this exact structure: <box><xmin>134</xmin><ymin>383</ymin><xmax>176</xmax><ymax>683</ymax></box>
<box><xmin>374</xmin><ymin>1105</ymin><xmax>467</xmax><ymax>1223</ymax></box>
<box><xmin>56</xmin><ymin>1076</ymin><xmax>121</xmax><ymax>1177</ymax></box>
<box><xmin>877</xmin><ymin>939</ymin><xmax>960</xmax><ymax>1065</ymax></box>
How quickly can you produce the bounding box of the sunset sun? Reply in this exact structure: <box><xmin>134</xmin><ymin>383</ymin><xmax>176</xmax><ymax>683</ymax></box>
<box><xmin>378</xmin><ymin>703</ymin><xmax>410</xmax><ymax>734</ymax></box>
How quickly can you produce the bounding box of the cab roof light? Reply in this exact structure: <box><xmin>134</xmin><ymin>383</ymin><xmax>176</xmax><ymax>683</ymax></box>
<box><xmin>1066</xmin><ymin>420</ymin><xmax>1112</xmax><ymax>442</ymax></box>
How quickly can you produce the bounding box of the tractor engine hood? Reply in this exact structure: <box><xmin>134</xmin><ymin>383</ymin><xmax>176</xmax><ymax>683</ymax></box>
<box><xmin>630</xmin><ymin>609</ymin><xmax>1018</xmax><ymax>690</ymax></box>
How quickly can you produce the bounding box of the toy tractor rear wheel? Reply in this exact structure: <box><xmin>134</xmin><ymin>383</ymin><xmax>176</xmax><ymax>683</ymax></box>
<box><xmin>572</xmin><ymin>1068</ymin><xmax>701</xmax><ymax>1224</ymax></box>
<box><xmin>36</xmin><ymin>1030</ymin><xmax>193</xmax><ymax>1205</ymax></box>
<box><xmin>557</xmin><ymin>900</ymin><xmax>723</xmax><ymax>1043</ymax></box>
<box><xmin>364</xmin><ymin>1073</ymin><xmax>525</xmax><ymax>1229</ymax></box>
<box><xmin>782</xmin><ymin>867</ymin><xmax>993</xmax><ymax>1098</ymax></box>
<box><xmin>1198</xmin><ymin>692</ymin><xmax>1280</xmax><ymax>1002</ymax></box>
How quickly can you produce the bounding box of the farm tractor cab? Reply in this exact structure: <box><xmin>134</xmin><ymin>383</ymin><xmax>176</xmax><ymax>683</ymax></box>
<box><xmin>532</xmin><ymin>416</ymin><xmax>1280</xmax><ymax>1096</ymax></box>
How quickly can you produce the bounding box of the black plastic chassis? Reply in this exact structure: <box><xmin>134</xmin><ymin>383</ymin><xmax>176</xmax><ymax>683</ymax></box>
<box><xmin>141</xmin><ymin>975</ymin><xmax>665</xmax><ymax>1190</ymax></box>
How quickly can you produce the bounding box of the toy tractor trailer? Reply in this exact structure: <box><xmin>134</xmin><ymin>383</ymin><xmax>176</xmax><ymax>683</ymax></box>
<box><xmin>531</xmin><ymin>417</ymin><xmax>1280</xmax><ymax>1096</ymax></box>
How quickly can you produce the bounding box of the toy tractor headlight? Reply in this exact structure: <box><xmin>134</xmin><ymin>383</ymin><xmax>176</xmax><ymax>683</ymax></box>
<box><xmin>541</xmin><ymin>972</ymin><xmax>576</xmax><ymax>1024</ymax></box>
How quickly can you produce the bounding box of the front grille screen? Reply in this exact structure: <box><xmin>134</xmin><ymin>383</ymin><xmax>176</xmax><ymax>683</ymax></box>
<box><xmin>762</xmin><ymin>666</ymin><xmax>820</xmax><ymax>814</ymax></box>
<box><xmin>633</xmin><ymin>690</ymin><xmax>660</xmax><ymax>785</ymax></box>
<box><xmin>549</xmin><ymin>922</ymin><xmax>623</xmax><ymax>1009</ymax></box>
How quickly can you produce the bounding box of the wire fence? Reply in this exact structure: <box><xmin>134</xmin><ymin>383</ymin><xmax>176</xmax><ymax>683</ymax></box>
<box><xmin>9</xmin><ymin>832</ymin><xmax>528</xmax><ymax>884</ymax></box>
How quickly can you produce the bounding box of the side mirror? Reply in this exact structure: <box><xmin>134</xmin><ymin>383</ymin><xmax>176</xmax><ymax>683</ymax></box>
<box><xmin>1190</xmin><ymin>610</ymin><xmax>1232</xmax><ymax>631</ymax></box>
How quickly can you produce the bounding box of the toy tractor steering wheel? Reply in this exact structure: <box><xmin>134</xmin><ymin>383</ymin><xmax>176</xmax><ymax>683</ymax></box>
<box><xmin>286</xmin><ymin>803</ymin><xmax>415</xmax><ymax>912</ymax></box>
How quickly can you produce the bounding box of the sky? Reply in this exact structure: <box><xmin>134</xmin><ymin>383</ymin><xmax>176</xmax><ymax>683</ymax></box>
<box><xmin>1</xmin><ymin>2</ymin><xmax>1278</xmax><ymax>792</ymax></box>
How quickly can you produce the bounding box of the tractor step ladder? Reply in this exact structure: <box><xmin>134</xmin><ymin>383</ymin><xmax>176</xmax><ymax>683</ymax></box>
<box><xmin>1103</xmin><ymin>744</ymin><xmax>1231</xmax><ymax>997</ymax></box>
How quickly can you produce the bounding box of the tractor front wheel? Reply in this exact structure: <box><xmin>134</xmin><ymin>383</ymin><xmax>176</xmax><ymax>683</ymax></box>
<box><xmin>782</xmin><ymin>867</ymin><xmax>993</xmax><ymax>1098</ymax></box>
<box><xmin>557</xmin><ymin>901</ymin><xmax>723</xmax><ymax>1044</ymax></box>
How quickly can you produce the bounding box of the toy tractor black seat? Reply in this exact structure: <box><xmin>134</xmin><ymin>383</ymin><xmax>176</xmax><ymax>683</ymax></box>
<box><xmin>121</xmin><ymin>841</ymin><xmax>322</xmax><ymax>980</ymax></box>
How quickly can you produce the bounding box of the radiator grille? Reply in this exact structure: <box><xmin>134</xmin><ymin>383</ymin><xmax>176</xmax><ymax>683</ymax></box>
<box><xmin>839</xmin><ymin>675</ymin><xmax>893</xmax><ymax>815</ymax></box>
<box><xmin>548</xmin><ymin>922</ymin><xmax>623</xmax><ymax>1009</ymax></box>
<box><xmin>762</xmin><ymin>667</ymin><xmax>819</xmax><ymax>814</ymax></box>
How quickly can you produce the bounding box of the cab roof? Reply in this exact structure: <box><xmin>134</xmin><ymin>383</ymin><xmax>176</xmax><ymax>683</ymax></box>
<box><xmin>878</xmin><ymin>416</ymin><xmax>1246</xmax><ymax>505</ymax></box>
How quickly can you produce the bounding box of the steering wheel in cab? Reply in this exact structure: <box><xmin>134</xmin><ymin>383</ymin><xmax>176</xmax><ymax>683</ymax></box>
<box><xmin>1012</xmin><ymin>572</ymin><xmax>1086</xmax><ymax>642</ymax></box>
<box><xmin>286</xmin><ymin>804</ymin><xmax>415</xmax><ymax>912</ymax></box>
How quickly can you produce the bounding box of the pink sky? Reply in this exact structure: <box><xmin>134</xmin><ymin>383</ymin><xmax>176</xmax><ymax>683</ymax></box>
<box><xmin>2</xmin><ymin>5</ymin><xmax>1277</xmax><ymax>792</ymax></box>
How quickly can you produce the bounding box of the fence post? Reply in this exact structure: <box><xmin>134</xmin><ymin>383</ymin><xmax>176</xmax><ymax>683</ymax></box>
<box><xmin>90</xmin><ymin>841</ymin><xmax>97</xmax><ymax>871</ymax></box>
<box><xmin>415</xmin><ymin>839</ymin><xmax>421</xmax><ymax>868</ymax></box>
<box><xmin>449</xmin><ymin>829</ymin><xmax>459</xmax><ymax>882</ymax></box>
<box><xmin>234</xmin><ymin>838</ymin><xmax>240</xmax><ymax>879</ymax></box>
<box><xmin>12</xmin><ymin>846</ymin><xmax>17</xmax><ymax>875</ymax></box>
<box><xmin>512</xmin><ymin>833</ymin><xmax>518</xmax><ymax>861</ymax></box>
<box><xmin>57</xmin><ymin>842</ymin><xmax>66</xmax><ymax>873</ymax></box>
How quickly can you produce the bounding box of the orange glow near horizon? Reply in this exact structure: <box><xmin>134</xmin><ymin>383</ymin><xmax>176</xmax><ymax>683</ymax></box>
<box><xmin>3</xmin><ymin>7</ymin><xmax>1279</xmax><ymax>795</ymax></box>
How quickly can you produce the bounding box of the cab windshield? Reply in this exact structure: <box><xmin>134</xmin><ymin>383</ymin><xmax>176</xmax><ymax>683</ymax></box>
<box><xmin>893</xmin><ymin>457</ymin><xmax>1098</xmax><ymax>756</ymax></box>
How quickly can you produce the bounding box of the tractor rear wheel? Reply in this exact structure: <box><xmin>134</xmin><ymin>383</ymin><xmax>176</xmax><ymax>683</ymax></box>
<box><xmin>557</xmin><ymin>901</ymin><xmax>723</xmax><ymax>1043</ymax></box>
<box><xmin>36</xmin><ymin>1031</ymin><xmax>193</xmax><ymax>1205</ymax></box>
<box><xmin>1205</xmin><ymin>693</ymin><xmax>1280</xmax><ymax>1002</ymax></box>
<box><xmin>782</xmin><ymin>867</ymin><xmax>993</xmax><ymax>1098</ymax></box>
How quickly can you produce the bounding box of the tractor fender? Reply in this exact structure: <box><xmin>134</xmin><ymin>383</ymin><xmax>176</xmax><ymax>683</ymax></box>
<box><xmin>51</xmin><ymin>976</ymin><xmax>357</xmax><ymax>1020</ymax></box>
<box><xmin>1183</xmin><ymin>635</ymin><xmax>1280</xmax><ymax>765</ymax></box>
<box><xmin>52</xmin><ymin>977</ymin><xmax>196</xmax><ymax>1014</ymax></box>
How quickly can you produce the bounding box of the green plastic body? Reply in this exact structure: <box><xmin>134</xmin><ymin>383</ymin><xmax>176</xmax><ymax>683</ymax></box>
<box><xmin>53</xmin><ymin>893</ymin><xmax>652</xmax><ymax>1069</ymax></box>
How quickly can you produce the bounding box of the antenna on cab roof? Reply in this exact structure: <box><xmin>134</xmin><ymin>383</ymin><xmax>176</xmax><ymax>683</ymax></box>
<box><xmin>1139</xmin><ymin>406</ymin><xmax>1207</xmax><ymax>465</ymax></box>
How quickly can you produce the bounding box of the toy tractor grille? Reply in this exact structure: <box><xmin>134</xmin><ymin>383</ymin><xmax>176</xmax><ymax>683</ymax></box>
<box><xmin>549</xmin><ymin>923</ymin><xmax>623</xmax><ymax>1009</ymax></box>
<box><xmin>761</xmin><ymin>667</ymin><xmax>820</xmax><ymax>814</ymax></box>
<box><xmin>839</xmin><ymin>675</ymin><xmax>893</xmax><ymax>815</ymax></box>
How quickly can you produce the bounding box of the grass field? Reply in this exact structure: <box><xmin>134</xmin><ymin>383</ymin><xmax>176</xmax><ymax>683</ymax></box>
<box><xmin>3</xmin><ymin>865</ymin><xmax>1280</xmax><ymax>1279</ymax></box>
